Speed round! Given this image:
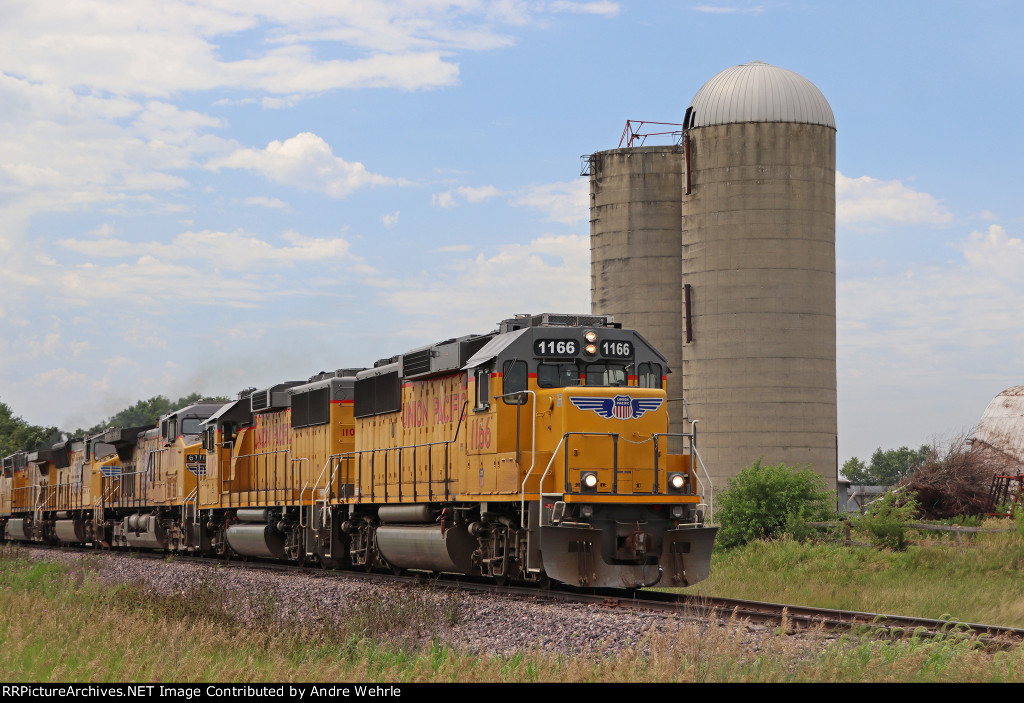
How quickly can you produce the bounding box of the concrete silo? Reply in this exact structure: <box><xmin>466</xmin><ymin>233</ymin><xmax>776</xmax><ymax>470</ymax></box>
<box><xmin>590</xmin><ymin>61</ymin><xmax>838</xmax><ymax>491</ymax></box>
<box><xmin>589</xmin><ymin>145</ymin><xmax>685</xmax><ymax>419</ymax></box>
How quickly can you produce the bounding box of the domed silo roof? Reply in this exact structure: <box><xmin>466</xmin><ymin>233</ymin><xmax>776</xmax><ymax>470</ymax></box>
<box><xmin>971</xmin><ymin>386</ymin><xmax>1024</xmax><ymax>464</ymax></box>
<box><xmin>686</xmin><ymin>61</ymin><xmax>835</xmax><ymax>129</ymax></box>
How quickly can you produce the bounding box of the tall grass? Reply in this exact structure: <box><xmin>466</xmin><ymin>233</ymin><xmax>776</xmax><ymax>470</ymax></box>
<box><xmin>691</xmin><ymin>522</ymin><xmax>1024</xmax><ymax>627</ymax></box>
<box><xmin>3</xmin><ymin>543</ymin><xmax>1024</xmax><ymax>681</ymax></box>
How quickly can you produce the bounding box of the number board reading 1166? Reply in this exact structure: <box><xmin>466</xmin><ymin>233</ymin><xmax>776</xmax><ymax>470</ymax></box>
<box><xmin>600</xmin><ymin>340</ymin><xmax>633</xmax><ymax>358</ymax></box>
<box><xmin>534</xmin><ymin>339</ymin><xmax>579</xmax><ymax>356</ymax></box>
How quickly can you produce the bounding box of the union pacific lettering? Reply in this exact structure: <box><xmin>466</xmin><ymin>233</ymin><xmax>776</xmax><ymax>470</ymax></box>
<box><xmin>402</xmin><ymin>374</ymin><xmax>468</xmax><ymax>428</ymax></box>
<box><xmin>254</xmin><ymin>412</ymin><xmax>291</xmax><ymax>450</ymax></box>
<box><xmin>402</xmin><ymin>392</ymin><xmax>468</xmax><ymax>427</ymax></box>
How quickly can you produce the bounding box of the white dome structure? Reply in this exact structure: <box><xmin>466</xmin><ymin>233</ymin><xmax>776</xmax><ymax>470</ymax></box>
<box><xmin>686</xmin><ymin>61</ymin><xmax>835</xmax><ymax>129</ymax></box>
<box><xmin>972</xmin><ymin>386</ymin><xmax>1024</xmax><ymax>464</ymax></box>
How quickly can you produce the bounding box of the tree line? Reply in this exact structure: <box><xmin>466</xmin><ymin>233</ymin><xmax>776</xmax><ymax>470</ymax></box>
<box><xmin>841</xmin><ymin>445</ymin><xmax>931</xmax><ymax>486</ymax></box>
<box><xmin>0</xmin><ymin>393</ymin><xmax>228</xmax><ymax>457</ymax></box>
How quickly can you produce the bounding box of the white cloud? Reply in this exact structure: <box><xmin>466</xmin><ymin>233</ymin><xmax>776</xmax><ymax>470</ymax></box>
<box><xmin>59</xmin><ymin>228</ymin><xmax>362</xmax><ymax>271</ymax></box>
<box><xmin>123</xmin><ymin>326</ymin><xmax>168</xmax><ymax>351</ymax></box>
<box><xmin>382</xmin><ymin>211</ymin><xmax>400</xmax><ymax>227</ymax></box>
<box><xmin>26</xmin><ymin>367</ymin><xmax>90</xmax><ymax>389</ymax></box>
<box><xmin>549</xmin><ymin>2</ymin><xmax>620</xmax><ymax>16</ymax></box>
<box><xmin>431</xmin><ymin>184</ymin><xmax>500</xmax><ymax>208</ymax></box>
<box><xmin>0</xmin><ymin>1</ymin><xmax>615</xmax><ymax>102</ymax></box>
<box><xmin>458</xmin><ymin>185</ymin><xmax>500</xmax><ymax>202</ymax></box>
<box><xmin>261</xmin><ymin>96</ymin><xmax>302</xmax><ymax>110</ymax></box>
<box><xmin>0</xmin><ymin>77</ymin><xmax>232</xmax><ymax>212</ymax></box>
<box><xmin>104</xmin><ymin>356</ymin><xmax>138</xmax><ymax>369</ymax></box>
<box><xmin>960</xmin><ymin>225</ymin><xmax>1024</xmax><ymax>279</ymax></box>
<box><xmin>208</xmin><ymin>133</ymin><xmax>401</xmax><ymax>198</ymax></box>
<box><xmin>838</xmin><ymin>223</ymin><xmax>1024</xmax><ymax>456</ymax></box>
<box><xmin>58</xmin><ymin>257</ymin><xmax>266</xmax><ymax>308</ymax></box>
<box><xmin>375</xmin><ymin>234</ymin><xmax>589</xmax><ymax>334</ymax></box>
<box><xmin>29</xmin><ymin>333</ymin><xmax>62</xmax><ymax>357</ymax></box>
<box><xmin>90</xmin><ymin>224</ymin><xmax>116</xmax><ymax>237</ymax></box>
<box><xmin>244</xmin><ymin>196</ymin><xmax>289</xmax><ymax>209</ymax></box>
<box><xmin>692</xmin><ymin>4</ymin><xmax>765</xmax><ymax>13</ymax></box>
<box><xmin>0</xmin><ymin>2</ymin><xmax>471</xmax><ymax>98</ymax></box>
<box><xmin>508</xmin><ymin>179</ymin><xmax>589</xmax><ymax>224</ymax></box>
<box><xmin>432</xmin><ymin>191</ymin><xmax>457</xmax><ymax>208</ymax></box>
<box><xmin>836</xmin><ymin>171</ymin><xmax>953</xmax><ymax>228</ymax></box>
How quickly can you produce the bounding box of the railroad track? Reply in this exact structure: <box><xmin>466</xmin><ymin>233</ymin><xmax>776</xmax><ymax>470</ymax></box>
<box><xmin>20</xmin><ymin>542</ymin><xmax>1024</xmax><ymax>647</ymax></box>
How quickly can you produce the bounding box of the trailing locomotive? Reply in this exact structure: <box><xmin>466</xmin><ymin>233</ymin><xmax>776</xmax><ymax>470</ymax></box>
<box><xmin>0</xmin><ymin>313</ymin><xmax>716</xmax><ymax>588</ymax></box>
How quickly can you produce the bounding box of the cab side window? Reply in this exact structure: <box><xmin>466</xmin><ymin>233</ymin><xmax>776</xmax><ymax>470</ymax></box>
<box><xmin>502</xmin><ymin>360</ymin><xmax>528</xmax><ymax>403</ymax></box>
<box><xmin>638</xmin><ymin>363</ymin><xmax>662</xmax><ymax>388</ymax></box>
<box><xmin>475</xmin><ymin>368</ymin><xmax>490</xmax><ymax>410</ymax></box>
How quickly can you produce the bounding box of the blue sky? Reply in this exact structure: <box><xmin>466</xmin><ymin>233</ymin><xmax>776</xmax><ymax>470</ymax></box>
<box><xmin>0</xmin><ymin>0</ymin><xmax>1021</xmax><ymax>469</ymax></box>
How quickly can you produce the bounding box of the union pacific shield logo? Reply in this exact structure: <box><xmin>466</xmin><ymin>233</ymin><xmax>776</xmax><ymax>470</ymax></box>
<box><xmin>185</xmin><ymin>454</ymin><xmax>207</xmax><ymax>476</ymax></box>
<box><xmin>569</xmin><ymin>395</ymin><xmax>664</xmax><ymax>420</ymax></box>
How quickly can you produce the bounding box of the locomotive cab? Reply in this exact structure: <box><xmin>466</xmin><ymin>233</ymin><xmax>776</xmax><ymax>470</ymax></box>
<box><xmin>461</xmin><ymin>313</ymin><xmax>716</xmax><ymax>588</ymax></box>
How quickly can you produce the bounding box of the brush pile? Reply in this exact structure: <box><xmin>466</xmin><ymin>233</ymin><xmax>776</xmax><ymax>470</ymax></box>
<box><xmin>898</xmin><ymin>434</ymin><xmax>1002</xmax><ymax>519</ymax></box>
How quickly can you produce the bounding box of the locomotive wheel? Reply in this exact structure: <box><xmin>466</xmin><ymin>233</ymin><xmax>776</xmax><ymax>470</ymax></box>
<box><xmin>493</xmin><ymin>572</ymin><xmax>509</xmax><ymax>587</ymax></box>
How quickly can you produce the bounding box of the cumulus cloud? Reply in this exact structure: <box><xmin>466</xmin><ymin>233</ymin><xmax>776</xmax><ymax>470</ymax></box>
<box><xmin>59</xmin><ymin>228</ymin><xmax>362</xmax><ymax>271</ymax></box>
<box><xmin>0</xmin><ymin>2</ymin><xmax>478</xmax><ymax>98</ymax></box>
<box><xmin>838</xmin><ymin>222</ymin><xmax>1024</xmax><ymax>456</ymax></box>
<box><xmin>841</xmin><ymin>225</ymin><xmax>1024</xmax><ymax>374</ymax></box>
<box><xmin>375</xmin><ymin>234</ymin><xmax>590</xmax><ymax>334</ymax></box>
<box><xmin>208</xmin><ymin>133</ymin><xmax>401</xmax><ymax>198</ymax></box>
<box><xmin>244</xmin><ymin>196</ymin><xmax>289</xmax><ymax>209</ymax></box>
<box><xmin>692</xmin><ymin>4</ymin><xmax>765</xmax><ymax>13</ymax></box>
<box><xmin>57</xmin><ymin>257</ymin><xmax>266</xmax><ymax>308</ymax></box>
<box><xmin>836</xmin><ymin>171</ymin><xmax>953</xmax><ymax>228</ymax></box>
<box><xmin>382</xmin><ymin>211</ymin><xmax>400</xmax><ymax>227</ymax></box>
<box><xmin>508</xmin><ymin>179</ymin><xmax>589</xmax><ymax>224</ymax></box>
<box><xmin>432</xmin><ymin>191</ymin><xmax>456</xmax><ymax>208</ymax></box>
<box><xmin>549</xmin><ymin>2</ymin><xmax>620</xmax><ymax>16</ymax></box>
<box><xmin>0</xmin><ymin>77</ymin><xmax>232</xmax><ymax>211</ymax></box>
<box><xmin>0</xmin><ymin>1</ymin><xmax>608</xmax><ymax>101</ymax></box>
<box><xmin>960</xmin><ymin>225</ymin><xmax>1024</xmax><ymax>279</ymax></box>
<box><xmin>431</xmin><ymin>185</ymin><xmax>500</xmax><ymax>208</ymax></box>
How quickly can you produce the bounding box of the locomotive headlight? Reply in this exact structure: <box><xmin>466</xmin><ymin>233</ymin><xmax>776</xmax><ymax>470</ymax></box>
<box><xmin>585</xmin><ymin>343</ymin><xmax>598</xmax><ymax>355</ymax></box>
<box><xmin>581</xmin><ymin>471</ymin><xmax>598</xmax><ymax>491</ymax></box>
<box><xmin>584</xmin><ymin>330</ymin><xmax>598</xmax><ymax>343</ymax></box>
<box><xmin>668</xmin><ymin>472</ymin><xmax>686</xmax><ymax>492</ymax></box>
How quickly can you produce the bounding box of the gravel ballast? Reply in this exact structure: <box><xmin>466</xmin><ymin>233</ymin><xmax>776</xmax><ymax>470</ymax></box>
<box><xmin>24</xmin><ymin>547</ymin><xmax>787</xmax><ymax>657</ymax></box>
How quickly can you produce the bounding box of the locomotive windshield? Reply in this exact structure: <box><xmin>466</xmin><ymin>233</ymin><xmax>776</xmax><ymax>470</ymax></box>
<box><xmin>537</xmin><ymin>363</ymin><xmax>581</xmax><ymax>388</ymax></box>
<box><xmin>536</xmin><ymin>361</ymin><xmax>631</xmax><ymax>388</ymax></box>
<box><xmin>584</xmin><ymin>363</ymin><xmax>628</xmax><ymax>387</ymax></box>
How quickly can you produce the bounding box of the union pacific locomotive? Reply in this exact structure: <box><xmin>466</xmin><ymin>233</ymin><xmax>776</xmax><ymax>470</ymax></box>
<box><xmin>0</xmin><ymin>313</ymin><xmax>716</xmax><ymax>588</ymax></box>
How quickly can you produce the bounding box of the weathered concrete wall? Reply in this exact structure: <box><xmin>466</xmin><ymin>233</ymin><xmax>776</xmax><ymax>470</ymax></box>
<box><xmin>590</xmin><ymin>146</ymin><xmax>686</xmax><ymax>431</ymax></box>
<box><xmin>681</xmin><ymin>121</ymin><xmax>837</xmax><ymax>489</ymax></box>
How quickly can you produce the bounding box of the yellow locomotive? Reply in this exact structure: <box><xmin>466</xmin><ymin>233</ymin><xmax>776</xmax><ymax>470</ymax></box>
<box><xmin>0</xmin><ymin>313</ymin><xmax>716</xmax><ymax>588</ymax></box>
